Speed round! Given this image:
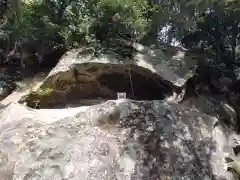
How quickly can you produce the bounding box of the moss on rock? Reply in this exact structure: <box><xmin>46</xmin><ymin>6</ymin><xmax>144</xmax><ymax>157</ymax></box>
<box><xmin>19</xmin><ymin>88</ymin><xmax>54</xmax><ymax>108</ymax></box>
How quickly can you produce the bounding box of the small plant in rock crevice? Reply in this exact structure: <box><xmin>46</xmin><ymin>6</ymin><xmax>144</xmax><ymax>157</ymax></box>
<box><xmin>25</xmin><ymin>88</ymin><xmax>54</xmax><ymax>108</ymax></box>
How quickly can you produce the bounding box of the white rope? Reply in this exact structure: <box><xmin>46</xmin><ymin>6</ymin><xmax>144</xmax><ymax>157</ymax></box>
<box><xmin>128</xmin><ymin>65</ymin><xmax>135</xmax><ymax>99</ymax></box>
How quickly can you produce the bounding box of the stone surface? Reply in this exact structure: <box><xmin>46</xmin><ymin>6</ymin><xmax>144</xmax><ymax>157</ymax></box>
<box><xmin>2</xmin><ymin>43</ymin><xmax>240</xmax><ymax>179</ymax></box>
<box><xmin>19</xmin><ymin>43</ymin><xmax>199</xmax><ymax>108</ymax></box>
<box><xmin>228</xmin><ymin>134</ymin><xmax>240</xmax><ymax>156</ymax></box>
<box><xmin>0</xmin><ymin>99</ymin><xmax>235</xmax><ymax>180</ymax></box>
<box><xmin>132</xmin><ymin>43</ymin><xmax>199</xmax><ymax>87</ymax></box>
<box><xmin>181</xmin><ymin>95</ymin><xmax>238</xmax><ymax>129</ymax></box>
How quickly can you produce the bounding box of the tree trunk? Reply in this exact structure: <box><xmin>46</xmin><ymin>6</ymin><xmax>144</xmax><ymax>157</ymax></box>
<box><xmin>231</xmin><ymin>21</ymin><xmax>239</xmax><ymax>61</ymax></box>
<box><xmin>19</xmin><ymin>43</ymin><xmax>25</xmax><ymax>69</ymax></box>
<box><xmin>6</xmin><ymin>34</ymin><xmax>13</xmax><ymax>62</ymax></box>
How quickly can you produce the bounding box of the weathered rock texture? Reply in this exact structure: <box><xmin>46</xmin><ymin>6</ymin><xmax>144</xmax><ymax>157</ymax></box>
<box><xmin>132</xmin><ymin>43</ymin><xmax>199</xmax><ymax>87</ymax></box>
<box><xmin>19</xmin><ymin>43</ymin><xmax>199</xmax><ymax>108</ymax></box>
<box><xmin>0</xmin><ymin>100</ymin><xmax>234</xmax><ymax>180</ymax></box>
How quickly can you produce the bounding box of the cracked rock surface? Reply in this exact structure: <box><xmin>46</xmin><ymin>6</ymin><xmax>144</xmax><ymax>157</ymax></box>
<box><xmin>0</xmin><ymin>100</ymin><xmax>234</xmax><ymax>180</ymax></box>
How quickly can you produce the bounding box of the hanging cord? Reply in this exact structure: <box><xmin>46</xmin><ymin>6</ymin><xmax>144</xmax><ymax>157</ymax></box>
<box><xmin>128</xmin><ymin>65</ymin><xmax>135</xmax><ymax>99</ymax></box>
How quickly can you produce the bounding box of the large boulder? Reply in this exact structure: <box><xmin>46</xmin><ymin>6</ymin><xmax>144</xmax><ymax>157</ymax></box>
<box><xmin>181</xmin><ymin>94</ymin><xmax>238</xmax><ymax>130</ymax></box>
<box><xmin>19</xmin><ymin>43</ymin><xmax>199</xmax><ymax>108</ymax></box>
<box><xmin>0</xmin><ymin>99</ymin><xmax>235</xmax><ymax>179</ymax></box>
<box><xmin>187</xmin><ymin>65</ymin><xmax>235</xmax><ymax>95</ymax></box>
<box><xmin>132</xmin><ymin>43</ymin><xmax>199</xmax><ymax>87</ymax></box>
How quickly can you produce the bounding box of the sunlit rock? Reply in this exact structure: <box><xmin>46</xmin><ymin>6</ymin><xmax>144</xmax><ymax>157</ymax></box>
<box><xmin>0</xmin><ymin>100</ymin><xmax>234</xmax><ymax>179</ymax></box>
<box><xmin>19</xmin><ymin>43</ymin><xmax>199</xmax><ymax>108</ymax></box>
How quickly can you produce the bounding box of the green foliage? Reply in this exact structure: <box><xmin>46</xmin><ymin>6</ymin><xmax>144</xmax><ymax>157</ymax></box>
<box><xmin>92</xmin><ymin>0</ymin><xmax>149</xmax><ymax>39</ymax></box>
<box><xmin>32</xmin><ymin>88</ymin><xmax>53</xmax><ymax>97</ymax></box>
<box><xmin>0</xmin><ymin>0</ymin><xmax>150</xmax><ymax>54</ymax></box>
<box><xmin>0</xmin><ymin>0</ymin><xmax>240</xmax><ymax>75</ymax></box>
<box><xmin>25</xmin><ymin>87</ymin><xmax>54</xmax><ymax>108</ymax></box>
<box><xmin>0</xmin><ymin>73</ymin><xmax>16</xmax><ymax>91</ymax></box>
<box><xmin>179</xmin><ymin>0</ymin><xmax>240</xmax><ymax>72</ymax></box>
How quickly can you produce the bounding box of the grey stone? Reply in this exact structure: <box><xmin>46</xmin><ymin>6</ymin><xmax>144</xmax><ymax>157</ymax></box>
<box><xmin>19</xmin><ymin>43</ymin><xmax>199</xmax><ymax>108</ymax></box>
<box><xmin>0</xmin><ymin>100</ymin><xmax>234</xmax><ymax>180</ymax></box>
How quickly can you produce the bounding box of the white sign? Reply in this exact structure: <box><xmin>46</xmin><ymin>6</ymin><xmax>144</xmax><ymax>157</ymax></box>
<box><xmin>117</xmin><ymin>92</ymin><xmax>126</xmax><ymax>99</ymax></box>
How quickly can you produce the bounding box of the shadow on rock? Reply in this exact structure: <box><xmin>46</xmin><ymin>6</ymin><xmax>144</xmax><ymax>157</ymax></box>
<box><xmin>113</xmin><ymin>101</ymin><xmax>221</xmax><ymax>180</ymax></box>
<box><xmin>0</xmin><ymin>100</ymin><xmax>231</xmax><ymax>180</ymax></box>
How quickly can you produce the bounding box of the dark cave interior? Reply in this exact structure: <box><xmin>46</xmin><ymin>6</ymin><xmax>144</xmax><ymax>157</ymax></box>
<box><xmin>98</xmin><ymin>71</ymin><xmax>173</xmax><ymax>100</ymax></box>
<box><xmin>24</xmin><ymin>66</ymin><xmax>176</xmax><ymax>109</ymax></box>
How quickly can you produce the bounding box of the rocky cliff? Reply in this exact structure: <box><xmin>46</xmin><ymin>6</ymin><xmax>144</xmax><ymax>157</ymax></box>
<box><xmin>19</xmin><ymin>43</ymin><xmax>198</xmax><ymax>108</ymax></box>
<box><xmin>0</xmin><ymin>43</ymin><xmax>239</xmax><ymax>180</ymax></box>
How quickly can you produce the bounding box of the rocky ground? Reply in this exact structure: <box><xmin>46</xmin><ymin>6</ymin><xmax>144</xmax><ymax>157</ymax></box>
<box><xmin>0</xmin><ymin>43</ymin><xmax>240</xmax><ymax>179</ymax></box>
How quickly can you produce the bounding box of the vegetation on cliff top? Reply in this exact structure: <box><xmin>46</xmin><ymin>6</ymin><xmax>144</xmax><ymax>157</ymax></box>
<box><xmin>0</xmin><ymin>0</ymin><xmax>239</xmax><ymax>75</ymax></box>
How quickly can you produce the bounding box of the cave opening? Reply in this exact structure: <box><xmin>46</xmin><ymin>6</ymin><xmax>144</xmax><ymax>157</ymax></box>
<box><xmin>98</xmin><ymin>71</ymin><xmax>173</xmax><ymax>100</ymax></box>
<box><xmin>23</xmin><ymin>65</ymin><xmax>176</xmax><ymax>109</ymax></box>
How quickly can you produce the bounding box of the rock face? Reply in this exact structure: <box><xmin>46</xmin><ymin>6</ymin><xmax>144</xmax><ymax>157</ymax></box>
<box><xmin>0</xmin><ymin>100</ymin><xmax>234</xmax><ymax>180</ymax></box>
<box><xmin>132</xmin><ymin>43</ymin><xmax>199</xmax><ymax>87</ymax></box>
<box><xmin>19</xmin><ymin>44</ymin><xmax>199</xmax><ymax>108</ymax></box>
